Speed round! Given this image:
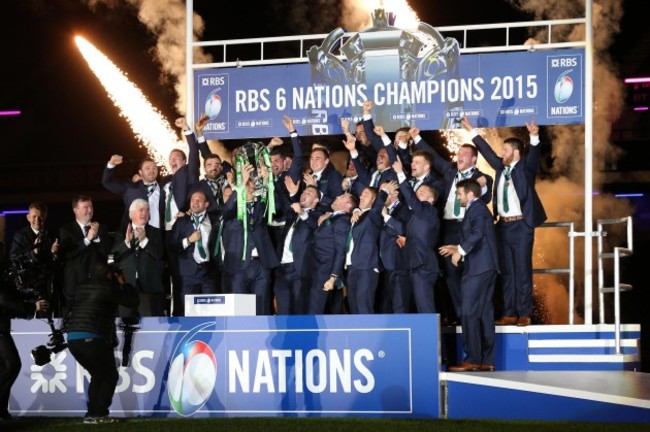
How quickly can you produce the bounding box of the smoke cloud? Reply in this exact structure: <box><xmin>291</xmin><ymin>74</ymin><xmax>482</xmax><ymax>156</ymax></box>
<box><xmin>86</xmin><ymin>0</ymin><xmax>212</xmax><ymax>115</ymax></box>
<box><xmin>507</xmin><ymin>0</ymin><xmax>631</xmax><ymax>323</ymax></box>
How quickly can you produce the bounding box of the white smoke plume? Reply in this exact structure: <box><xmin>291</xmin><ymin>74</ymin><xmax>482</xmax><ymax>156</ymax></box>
<box><xmin>508</xmin><ymin>0</ymin><xmax>631</xmax><ymax>323</ymax></box>
<box><xmin>86</xmin><ymin>0</ymin><xmax>212</xmax><ymax>115</ymax></box>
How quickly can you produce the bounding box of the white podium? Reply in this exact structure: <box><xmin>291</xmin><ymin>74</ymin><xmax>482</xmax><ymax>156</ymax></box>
<box><xmin>184</xmin><ymin>294</ymin><xmax>256</xmax><ymax>317</ymax></box>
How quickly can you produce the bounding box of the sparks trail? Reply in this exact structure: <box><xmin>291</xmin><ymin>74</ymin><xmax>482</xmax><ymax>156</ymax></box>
<box><xmin>74</xmin><ymin>35</ymin><xmax>182</xmax><ymax>173</ymax></box>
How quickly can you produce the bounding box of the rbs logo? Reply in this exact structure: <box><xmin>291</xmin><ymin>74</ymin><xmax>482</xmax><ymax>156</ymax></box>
<box><xmin>551</xmin><ymin>57</ymin><xmax>578</xmax><ymax>68</ymax></box>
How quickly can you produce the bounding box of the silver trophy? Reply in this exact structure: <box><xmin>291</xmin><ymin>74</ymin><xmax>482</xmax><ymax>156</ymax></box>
<box><xmin>233</xmin><ymin>141</ymin><xmax>268</xmax><ymax>197</ymax></box>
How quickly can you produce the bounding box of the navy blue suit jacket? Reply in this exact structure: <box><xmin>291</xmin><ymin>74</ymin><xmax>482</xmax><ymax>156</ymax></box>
<box><xmin>472</xmin><ymin>134</ymin><xmax>547</xmax><ymax>228</ymax></box>
<box><xmin>352</xmin><ymin>157</ymin><xmax>398</xmax><ymax>191</ymax></box>
<box><xmin>459</xmin><ymin>199</ymin><xmax>499</xmax><ymax>276</ymax></box>
<box><xmin>221</xmin><ymin>191</ymin><xmax>280</xmax><ymax>272</ymax></box>
<box><xmin>161</xmin><ymin>132</ymin><xmax>200</xmax><ymax>213</ymax></box>
<box><xmin>315</xmin><ymin>163</ymin><xmax>343</xmax><ymax>212</ymax></box>
<box><xmin>278</xmin><ymin>208</ymin><xmax>321</xmax><ymax>277</ymax></box>
<box><xmin>349</xmin><ymin>192</ymin><xmax>387</xmax><ymax>270</ymax></box>
<box><xmin>399</xmin><ymin>180</ymin><xmax>440</xmax><ymax>272</ymax></box>
<box><xmin>188</xmin><ymin>133</ymin><xmax>228</xmax><ymax>216</ymax></box>
<box><xmin>381</xmin><ymin>201</ymin><xmax>412</xmax><ymax>271</ymax></box>
<box><xmin>171</xmin><ymin>213</ymin><xmax>219</xmax><ymax>276</ymax></box>
<box><xmin>312</xmin><ymin>212</ymin><xmax>350</xmax><ymax>280</ymax></box>
<box><xmin>415</xmin><ymin>137</ymin><xmax>494</xmax><ymax>210</ymax></box>
<box><xmin>102</xmin><ymin>169</ymin><xmax>158</xmax><ymax>228</ymax></box>
<box><xmin>271</xmin><ymin>134</ymin><xmax>304</xmax><ymax>223</ymax></box>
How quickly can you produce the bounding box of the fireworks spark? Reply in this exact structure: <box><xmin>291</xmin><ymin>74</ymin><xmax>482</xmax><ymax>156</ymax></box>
<box><xmin>74</xmin><ymin>35</ymin><xmax>182</xmax><ymax>172</ymax></box>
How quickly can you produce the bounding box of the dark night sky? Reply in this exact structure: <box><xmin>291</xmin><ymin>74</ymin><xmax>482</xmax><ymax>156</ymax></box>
<box><xmin>0</xmin><ymin>0</ymin><xmax>645</xmax><ymax>165</ymax></box>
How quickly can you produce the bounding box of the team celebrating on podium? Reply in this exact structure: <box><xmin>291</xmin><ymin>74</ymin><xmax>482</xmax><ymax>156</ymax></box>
<box><xmin>8</xmin><ymin>100</ymin><xmax>547</xmax><ymax>373</ymax></box>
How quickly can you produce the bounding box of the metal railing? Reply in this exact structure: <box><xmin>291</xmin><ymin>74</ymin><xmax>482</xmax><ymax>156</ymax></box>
<box><xmin>597</xmin><ymin>216</ymin><xmax>634</xmax><ymax>354</ymax></box>
<box><xmin>533</xmin><ymin>221</ymin><xmax>576</xmax><ymax>324</ymax></box>
<box><xmin>191</xmin><ymin>18</ymin><xmax>586</xmax><ymax>69</ymax></box>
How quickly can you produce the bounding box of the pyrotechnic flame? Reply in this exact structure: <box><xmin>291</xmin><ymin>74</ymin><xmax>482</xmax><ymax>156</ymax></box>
<box><xmin>378</xmin><ymin>0</ymin><xmax>419</xmax><ymax>29</ymax></box>
<box><xmin>74</xmin><ymin>35</ymin><xmax>183</xmax><ymax>172</ymax></box>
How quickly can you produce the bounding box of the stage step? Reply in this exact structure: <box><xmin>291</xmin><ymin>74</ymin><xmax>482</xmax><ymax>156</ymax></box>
<box><xmin>443</xmin><ymin>371</ymin><xmax>650</xmax><ymax>422</ymax></box>
<box><xmin>444</xmin><ymin>324</ymin><xmax>642</xmax><ymax>371</ymax></box>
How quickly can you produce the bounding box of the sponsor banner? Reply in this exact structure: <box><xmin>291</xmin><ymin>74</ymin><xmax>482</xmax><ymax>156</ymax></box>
<box><xmin>194</xmin><ymin>48</ymin><xmax>584</xmax><ymax>140</ymax></box>
<box><xmin>11</xmin><ymin>314</ymin><xmax>440</xmax><ymax>418</ymax></box>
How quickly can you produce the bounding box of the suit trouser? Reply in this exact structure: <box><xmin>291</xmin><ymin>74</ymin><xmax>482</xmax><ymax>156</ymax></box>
<box><xmin>274</xmin><ymin>263</ymin><xmax>309</xmax><ymax>315</ymax></box>
<box><xmin>308</xmin><ymin>271</ymin><xmax>344</xmax><ymax>314</ymax></box>
<box><xmin>497</xmin><ymin>220</ymin><xmax>534</xmax><ymax>318</ymax></box>
<box><xmin>385</xmin><ymin>269</ymin><xmax>411</xmax><ymax>313</ymax></box>
<box><xmin>460</xmin><ymin>270</ymin><xmax>497</xmax><ymax>366</ymax></box>
<box><xmin>441</xmin><ymin>220</ymin><xmax>463</xmax><ymax>319</ymax></box>
<box><xmin>410</xmin><ymin>267</ymin><xmax>438</xmax><ymax>313</ymax></box>
<box><xmin>231</xmin><ymin>259</ymin><xmax>272</xmax><ymax>315</ymax></box>
<box><xmin>346</xmin><ymin>267</ymin><xmax>379</xmax><ymax>314</ymax></box>
<box><xmin>0</xmin><ymin>334</ymin><xmax>21</xmax><ymax>417</ymax></box>
<box><xmin>67</xmin><ymin>338</ymin><xmax>118</xmax><ymax>418</ymax></box>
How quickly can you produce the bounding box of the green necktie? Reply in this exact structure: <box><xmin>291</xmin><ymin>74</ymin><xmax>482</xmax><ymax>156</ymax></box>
<box><xmin>503</xmin><ymin>166</ymin><xmax>512</xmax><ymax>213</ymax></box>
<box><xmin>193</xmin><ymin>215</ymin><xmax>207</xmax><ymax>259</ymax></box>
<box><xmin>346</xmin><ymin>225</ymin><xmax>353</xmax><ymax>252</ymax></box>
<box><xmin>453</xmin><ymin>171</ymin><xmax>470</xmax><ymax>217</ymax></box>
<box><xmin>165</xmin><ymin>185</ymin><xmax>173</xmax><ymax>223</ymax></box>
<box><xmin>371</xmin><ymin>171</ymin><xmax>381</xmax><ymax>188</ymax></box>
<box><xmin>212</xmin><ymin>220</ymin><xmax>223</xmax><ymax>263</ymax></box>
<box><xmin>288</xmin><ymin>217</ymin><xmax>300</xmax><ymax>253</ymax></box>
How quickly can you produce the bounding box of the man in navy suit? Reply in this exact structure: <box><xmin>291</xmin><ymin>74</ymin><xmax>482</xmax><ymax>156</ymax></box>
<box><xmin>391</xmin><ymin>159</ymin><xmax>440</xmax><ymax>314</ymax></box>
<box><xmin>267</xmin><ymin>115</ymin><xmax>304</xmax><ymax>248</ymax></box>
<box><xmin>410</xmin><ymin>127</ymin><xmax>494</xmax><ymax>325</ymax></box>
<box><xmin>171</xmin><ymin>191</ymin><xmax>219</xmax><ymax>316</ymax></box>
<box><xmin>440</xmin><ymin>179</ymin><xmax>499</xmax><ymax>372</ymax></box>
<box><xmin>343</xmin><ymin>129</ymin><xmax>398</xmax><ymax>196</ymax></box>
<box><xmin>274</xmin><ymin>180</ymin><xmax>321</xmax><ymax>314</ymax></box>
<box><xmin>309</xmin><ymin>193</ymin><xmax>356</xmax><ymax>314</ymax></box>
<box><xmin>102</xmin><ymin>155</ymin><xmax>162</xmax><ymax>230</ymax></box>
<box><xmin>461</xmin><ymin>117</ymin><xmax>547</xmax><ymax>327</ymax></box>
<box><xmin>221</xmin><ymin>163</ymin><xmax>280</xmax><ymax>315</ymax></box>
<box><xmin>304</xmin><ymin>146</ymin><xmax>343</xmax><ymax>213</ymax></box>
<box><xmin>188</xmin><ymin>115</ymin><xmax>228</xmax><ymax>217</ymax></box>
<box><xmin>345</xmin><ymin>186</ymin><xmax>387</xmax><ymax>314</ymax></box>
<box><xmin>380</xmin><ymin>181</ymin><xmax>413</xmax><ymax>313</ymax></box>
<box><xmin>357</xmin><ymin>101</ymin><xmax>412</xmax><ymax>170</ymax></box>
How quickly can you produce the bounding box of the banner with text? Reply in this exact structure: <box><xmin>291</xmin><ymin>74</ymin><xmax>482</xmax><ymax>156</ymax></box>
<box><xmin>195</xmin><ymin>47</ymin><xmax>584</xmax><ymax>140</ymax></box>
<box><xmin>11</xmin><ymin>314</ymin><xmax>440</xmax><ymax>418</ymax></box>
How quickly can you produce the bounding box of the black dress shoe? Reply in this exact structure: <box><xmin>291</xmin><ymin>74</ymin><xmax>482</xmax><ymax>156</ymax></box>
<box><xmin>479</xmin><ymin>364</ymin><xmax>495</xmax><ymax>371</ymax></box>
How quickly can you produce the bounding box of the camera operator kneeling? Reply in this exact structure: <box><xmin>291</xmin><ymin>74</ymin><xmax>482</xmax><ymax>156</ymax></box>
<box><xmin>65</xmin><ymin>262</ymin><xmax>139</xmax><ymax>424</ymax></box>
<box><xmin>0</xmin><ymin>274</ymin><xmax>49</xmax><ymax>421</ymax></box>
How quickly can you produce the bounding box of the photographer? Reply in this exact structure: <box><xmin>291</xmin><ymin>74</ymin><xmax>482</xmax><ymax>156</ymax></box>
<box><xmin>64</xmin><ymin>262</ymin><xmax>139</xmax><ymax>424</ymax></box>
<box><xmin>0</xmin><ymin>268</ymin><xmax>49</xmax><ymax>421</ymax></box>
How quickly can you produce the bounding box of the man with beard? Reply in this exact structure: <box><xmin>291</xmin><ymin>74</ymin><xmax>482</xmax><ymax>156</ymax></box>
<box><xmin>409</xmin><ymin>127</ymin><xmax>493</xmax><ymax>325</ymax></box>
<box><xmin>461</xmin><ymin>117</ymin><xmax>547</xmax><ymax>327</ymax></box>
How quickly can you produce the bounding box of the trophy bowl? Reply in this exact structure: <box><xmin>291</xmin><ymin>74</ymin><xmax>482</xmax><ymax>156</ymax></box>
<box><xmin>233</xmin><ymin>141</ymin><xmax>268</xmax><ymax>197</ymax></box>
